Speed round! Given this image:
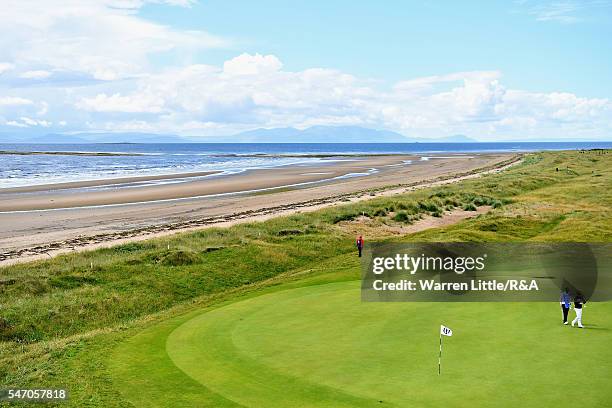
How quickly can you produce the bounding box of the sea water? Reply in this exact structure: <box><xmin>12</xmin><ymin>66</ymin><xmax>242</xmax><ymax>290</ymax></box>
<box><xmin>1</xmin><ymin>142</ymin><xmax>610</xmax><ymax>189</ymax></box>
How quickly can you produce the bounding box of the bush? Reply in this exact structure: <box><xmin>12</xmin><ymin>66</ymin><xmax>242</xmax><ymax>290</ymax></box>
<box><xmin>332</xmin><ymin>213</ymin><xmax>357</xmax><ymax>223</ymax></box>
<box><xmin>203</xmin><ymin>246</ymin><xmax>224</xmax><ymax>253</ymax></box>
<box><xmin>373</xmin><ymin>208</ymin><xmax>388</xmax><ymax>217</ymax></box>
<box><xmin>277</xmin><ymin>229</ymin><xmax>303</xmax><ymax>236</ymax></box>
<box><xmin>155</xmin><ymin>249</ymin><xmax>201</xmax><ymax>266</ymax></box>
<box><xmin>392</xmin><ymin>212</ymin><xmax>410</xmax><ymax>222</ymax></box>
<box><xmin>113</xmin><ymin>242</ymin><xmax>150</xmax><ymax>253</ymax></box>
<box><xmin>472</xmin><ymin>196</ymin><xmax>493</xmax><ymax>206</ymax></box>
<box><xmin>430</xmin><ymin>190</ymin><xmax>452</xmax><ymax>198</ymax></box>
<box><xmin>492</xmin><ymin>200</ymin><xmax>503</xmax><ymax>209</ymax></box>
<box><xmin>444</xmin><ymin>197</ymin><xmax>460</xmax><ymax>207</ymax></box>
<box><xmin>463</xmin><ymin>203</ymin><xmax>478</xmax><ymax>211</ymax></box>
<box><xmin>419</xmin><ymin>201</ymin><xmax>441</xmax><ymax>213</ymax></box>
<box><xmin>398</xmin><ymin>202</ymin><xmax>419</xmax><ymax>214</ymax></box>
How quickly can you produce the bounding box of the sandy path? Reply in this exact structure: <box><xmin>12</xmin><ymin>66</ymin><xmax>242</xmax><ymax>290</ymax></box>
<box><xmin>0</xmin><ymin>153</ymin><xmax>520</xmax><ymax>266</ymax></box>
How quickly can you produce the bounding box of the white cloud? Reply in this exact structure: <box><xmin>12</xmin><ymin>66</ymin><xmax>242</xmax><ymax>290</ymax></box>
<box><xmin>78</xmin><ymin>92</ymin><xmax>166</xmax><ymax>113</ymax></box>
<box><xmin>223</xmin><ymin>53</ymin><xmax>283</xmax><ymax>76</ymax></box>
<box><xmin>19</xmin><ymin>70</ymin><xmax>52</xmax><ymax>79</ymax></box>
<box><xmin>5</xmin><ymin>120</ymin><xmax>28</xmax><ymax>128</ymax></box>
<box><xmin>0</xmin><ymin>62</ymin><xmax>14</xmax><ymax>75</ymax></box>
<box><xmin>0</xmin><ymin>96</ymin><xmax>34</xmax><ymax>106</ymax></box>
<box><xmin>518</xmin><ymin>0</ymin><xmax>612</xmax><ymax>24</ymax></box>
<box><xmin>532</xmin><ymin>1</ymin><xmax>581</xmax><ymax>23</ymax></box>
<box><xmin>4</xmin><ymin>116</ymin><xmax>52</xmax><ymax>127</ymax></box>
<box><xmin>65</xmin><ymin>54</ymin><xmax>611</xmax><ymax>140</ymax></box>
<box><xmin>0</xmin><ymin>0</ymin><xmax>229</xmax><ymax>80</ymax></box>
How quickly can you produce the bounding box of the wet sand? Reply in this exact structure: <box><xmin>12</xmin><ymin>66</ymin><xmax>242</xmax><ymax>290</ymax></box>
<box><xmin>0</xmin><ymin>153</ymin><xmax>520</xmax><ymax>264</ymax></box>
<box><xmin>0</xmin><ymin>156</ymin><xmax>407</xmax><ymax>211</ymax></box>
<box><xmin>0</xmin><ymin>171</ymin><xmax>221</xmax><ymax>194</ymax></box>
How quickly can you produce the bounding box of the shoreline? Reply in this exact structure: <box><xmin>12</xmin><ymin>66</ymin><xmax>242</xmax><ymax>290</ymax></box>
<box><xmin>0</xmin><ymin>155</ymin><xmax>417</xmax><ymax>211</ymax></box>
<box><xmin>0</xmin><ymin>154</ymin><xmax>521</xmax><ymax>266</ymax></box>
<box><xmin>0</xmin><ymin>170</ymin><xmax>222</xmax><ymax>194</ymax></box>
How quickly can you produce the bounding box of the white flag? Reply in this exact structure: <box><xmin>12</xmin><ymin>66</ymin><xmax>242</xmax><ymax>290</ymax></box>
<box><xmin>440</xmin><ymin>325</ymin><xmax>453</xmax><ymax>336</ymax></box>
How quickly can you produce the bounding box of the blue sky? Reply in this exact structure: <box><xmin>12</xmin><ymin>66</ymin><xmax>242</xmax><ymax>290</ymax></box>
<box><xmin>140</xmin><ymin>1</ymin><xmax>612</xmax><ymax>97</ymax></box>
<box><xmin>0</xmin><ymin>0</ymin><xmax>611</xmax><ymax>140</ymax></box>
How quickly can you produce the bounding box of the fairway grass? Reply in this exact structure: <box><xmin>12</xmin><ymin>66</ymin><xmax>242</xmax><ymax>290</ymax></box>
<box><xmin>112</xmin><ymin>277</ymin><xmax>612</xmax><ymax>407</ymax></box>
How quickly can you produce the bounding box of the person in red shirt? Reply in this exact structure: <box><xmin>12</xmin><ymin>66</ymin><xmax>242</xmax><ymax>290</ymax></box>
<box><xmin>356</xmin><ymin>235</ymin><xmax>364</xmax><ymax>257</ymax></box>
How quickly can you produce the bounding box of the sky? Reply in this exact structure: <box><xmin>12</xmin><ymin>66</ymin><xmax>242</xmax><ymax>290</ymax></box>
<box><xmin>0</xmin><ymin>0</ymin><xmax>611</xmax><ymax>141</ymax></box>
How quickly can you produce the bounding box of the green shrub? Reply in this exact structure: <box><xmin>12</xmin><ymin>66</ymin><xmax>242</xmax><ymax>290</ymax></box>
<box><xmin>392</xmin><ymin>212</ymin><xmax>410</xmax><ymax>222</ymax></box>
<box><xmin>373</xmin><ymin>208</ymin><xmax>388</xmax><ymax>217</ymax></box>
<box><xmin>430</xmin><ymin>190</ymin><xmax>452</xmax><ymax>198</ymax></box>
<box><xmin>203</xmin><ymin>246</ymin><xmax>225</xmax><ymax>253</ymax></box>
<box><xmin>473</xmin><ymin>196</ymin><xmax>494</xmax><ymax>206</ymax></box>
<box><xmin>154</xmin><ymin>249</ymin><xmax>201</xmax><ymax>266</ymax></box>
<box><xmin>463</xmin><ymin>203</ymin><xmax>478</xmax><ymax>211</ymax></box>
<box><xmin>277</xmin><ymin>229</ymin><xmax>303</xmax><ymax>236</ymax></box>
<box><xmin>332</xmin><ymin>213</ymin><xmax>357</xmax><ymax>223</ymax></box>
<box><xmin>113</xmin><ymin>242</ymin><xmax>150</xmax><ymax>253</ymax></box>
<box><xmin>419</xmin><ymin>201</ymin><xmax>441</xmax><ymax>213</ymax></box>
<box><xmin>444</xmin><ymin>197</ymin><xmax>460</xmax><ymax>207</ymax></box>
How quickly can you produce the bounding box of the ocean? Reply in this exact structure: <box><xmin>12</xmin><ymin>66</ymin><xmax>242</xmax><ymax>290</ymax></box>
<box><xmin>1</xmin><ymin>142</ymin><xmax>610</xmax><ymax>189</ymax></box>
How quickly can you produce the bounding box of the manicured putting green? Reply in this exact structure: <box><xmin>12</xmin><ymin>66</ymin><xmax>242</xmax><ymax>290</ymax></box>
<box><xmin>111</xmin><ymin>281</ymin><xmax>612</xmax><ymax>407</ymax></box>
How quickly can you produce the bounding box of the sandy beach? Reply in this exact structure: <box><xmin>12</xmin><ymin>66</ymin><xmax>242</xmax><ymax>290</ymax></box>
<box><xmin>0</xmin><ymin>155</ymin><xmax>408</xmax><ymax>210</ymax></box>
<box><xmin>0</xmin><ymin>153</ymin><xmax>519</xmax><ymax>264</ymax></box>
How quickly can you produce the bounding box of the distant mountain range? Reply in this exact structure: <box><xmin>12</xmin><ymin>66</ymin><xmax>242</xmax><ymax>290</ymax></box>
<box><xmin>227</xmin><ymin>126</ymin><xmax>476</xmax><ymax>143</ymax></box>
<box><xmin>0</xmin><ymin>126</ymin><xmax>477</xmax><ymax>144</ymax></box>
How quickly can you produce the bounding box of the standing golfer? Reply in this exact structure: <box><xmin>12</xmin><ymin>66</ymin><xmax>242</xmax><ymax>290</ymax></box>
<box><xmin>560</xmin><ymin>288</ymin><xmax>571</xmax><ymax>325</ymax></box>
<box><xmin>356</xmin><ymin>235</ymin><xmax>364</xmax><ymax>257</ymax></box>
<box><xmin>571</xmin><ymin>292</ymin><xmax>587</xmax><ymax>328</ymax></box>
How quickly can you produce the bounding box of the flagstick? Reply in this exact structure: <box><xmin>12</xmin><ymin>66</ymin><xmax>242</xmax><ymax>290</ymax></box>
<box><xmin>438</xmin><ymin>331</ymin><xmax>442</xmax><ymax>375</ymax></box>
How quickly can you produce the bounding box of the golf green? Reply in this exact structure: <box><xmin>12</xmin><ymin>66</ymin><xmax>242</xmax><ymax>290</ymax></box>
<box><xmin>110</xmin><ymin>280</ymin><xmax>612</xmax><ymax>407</ymax></box>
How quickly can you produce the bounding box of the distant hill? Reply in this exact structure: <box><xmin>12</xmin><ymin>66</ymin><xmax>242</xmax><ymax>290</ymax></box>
<box><xmin>0</xmin><ymin>127</ymin><xmax>479</xmax><ymax>143</ymax></box>
<box><xmin>229</xmin><ymin>126</ymin><xmax>477</xmax><ymax>143</ymax></box>
<box><xmin>24</xmin><ymin>134</ymin><xmax>89</xmax><ymax>144</ymax></box>
<box><xmin>231</xmin><ymin>126</ymin><xmax>408</xmax><ymax>143</ymax></box>
<box><xmin>61</xmin><ymin>133</ymin><xmax>189</xmax><ymax>144</ymax></box>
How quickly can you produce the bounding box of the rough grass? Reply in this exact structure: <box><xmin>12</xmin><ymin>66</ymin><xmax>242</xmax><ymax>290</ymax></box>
<box><xmin>0</xmin><ymin>149</ymin><xmax>610</xmax><ymax>407</ymax></box>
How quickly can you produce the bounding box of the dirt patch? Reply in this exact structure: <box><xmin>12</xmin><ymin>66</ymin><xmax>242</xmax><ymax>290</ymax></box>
<box><xmin>336</xmin><ymin>206</ymin><xmax>491</xmax><ymax>238</ymax></box>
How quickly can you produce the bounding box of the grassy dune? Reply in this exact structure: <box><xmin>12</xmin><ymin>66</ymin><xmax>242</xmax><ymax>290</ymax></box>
<box><xmin>0</xmin><ymin>150</ymin><xmax>610</xmax><ymax>407</ymax></box>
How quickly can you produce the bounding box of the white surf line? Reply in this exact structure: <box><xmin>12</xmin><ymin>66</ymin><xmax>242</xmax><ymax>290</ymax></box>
<box><xmin>0</xmin><ymin>168</ymin><xmax>382</xmax><ymax>214</ymax></box>
<box><xmin>419</xmin><ymin>156</ymin><xmax>475</xmax><ymax>161</ymax></box>
<box><xmin>1</xmin><ymin>154</ymin><xmax>358</xmax><ymax>191</ymax></box>
<box><xmin>0</xmin><ymin>159</ymin><xmax>358</xmax><ymax>196</ymax></box>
